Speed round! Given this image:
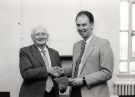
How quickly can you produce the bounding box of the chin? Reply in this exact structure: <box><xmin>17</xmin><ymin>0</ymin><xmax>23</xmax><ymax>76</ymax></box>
<box><xmin>36</xmin><ymin>43</ymin><xmax>46</xmax><ymax>46</ymax></box>
<box><xmin>82</xmin><ymin>35</ymin><xmax>86</xmax><ymax>38</ymax></box>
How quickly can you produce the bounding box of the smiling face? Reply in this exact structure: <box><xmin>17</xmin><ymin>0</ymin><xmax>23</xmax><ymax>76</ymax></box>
<box><xmin>76</xmin><ymin>15</ymin><xmax>94</xmax><ymax>40</ymax></box>
<box><xmin>31</xmin><ymin>26</ymin><xmax>49</xmax><ymax>47</ymax></box>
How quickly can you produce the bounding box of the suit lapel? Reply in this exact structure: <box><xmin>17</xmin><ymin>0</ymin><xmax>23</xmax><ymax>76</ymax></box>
<box><xmin>31</xmin><ymin>45</ymin><xmax>45</xmax><ymax>67</ymax></box>
<box><xmin>79</xmin><ymin>35</ymin><xmax>96</xmax><ymax>75</ymax></box>
<box><xmin>47</xmin><ymin>47</ymin><xmax>55</xmax><ymax>67</ymax></box>
<box><xmin>72</xmin><ymin>41</ymin><xmax>83</xmax><ymax>78</ymax></box>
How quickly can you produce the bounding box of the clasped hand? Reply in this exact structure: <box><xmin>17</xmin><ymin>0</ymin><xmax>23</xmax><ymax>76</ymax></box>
<box><xmin>47</xmin><ymin>66</ymin><xmax>66</xmax><ymax>92</ymax></box>
<box><xmin>47</xmin><ymin>66</ymin><xmax>64</xmax><ymax>78</ymax></box>
<box><xmin>68</xmin><ymin>78</ymin><xmax>83</xmax><ymax>86</ymax></box>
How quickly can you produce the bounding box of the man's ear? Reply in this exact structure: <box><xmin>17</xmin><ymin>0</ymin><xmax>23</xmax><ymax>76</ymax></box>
<box><xmin>31</xmin><ymin>34</ymin><xmax>34</xmax><ymax>42</ymax></box>
<box><xmin>91</xmin><ymin>23</ymin><xmax>94</xmax><ymax>30</ymax></box>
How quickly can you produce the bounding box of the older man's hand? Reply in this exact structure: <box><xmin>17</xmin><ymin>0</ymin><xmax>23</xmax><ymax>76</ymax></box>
<box><xmin>54</xmin><ymin>66</ymin><xmax>64</xmax><ymax>77</ymax></box>
<box><xmin>47</xmin><ymin>66</ymin><xmax>64</xmax><ymax>78</ymax></box>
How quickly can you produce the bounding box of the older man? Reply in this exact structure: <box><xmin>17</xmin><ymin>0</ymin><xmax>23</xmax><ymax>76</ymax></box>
<box><xmin>19</xmin><ymin>26</ymin><xmax>65</xmax><ymax>97</ymax></box>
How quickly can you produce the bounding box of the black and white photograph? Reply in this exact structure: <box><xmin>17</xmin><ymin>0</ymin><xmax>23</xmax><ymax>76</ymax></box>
<box><xmin>0</xmin><ymin>0</ymin><xmax>135</xmax><ymax>97</ymax></box>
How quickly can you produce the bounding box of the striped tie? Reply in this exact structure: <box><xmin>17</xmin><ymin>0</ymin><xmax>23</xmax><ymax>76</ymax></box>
<box><xmin>41</xmin><ymin>49</ymin><xmax>53</xmax><ymax>92</ymax></box>
<box><xmin>74</xmin><ymin>40</ymin><xmax>86</xmax><ymax>78</ymax></box>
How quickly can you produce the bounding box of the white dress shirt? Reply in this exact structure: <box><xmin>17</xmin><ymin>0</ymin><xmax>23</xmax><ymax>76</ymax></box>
<box><xmin>77</xmin><ymin>34</ymin><xmax>93</xmax><ymax>77</ymax></box>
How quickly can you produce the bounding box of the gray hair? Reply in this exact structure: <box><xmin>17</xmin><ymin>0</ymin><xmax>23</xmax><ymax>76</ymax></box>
<box><xmin>31</xmin><ymin>26</ymin><xmax>48</xmax><ymax>39</ymax></box>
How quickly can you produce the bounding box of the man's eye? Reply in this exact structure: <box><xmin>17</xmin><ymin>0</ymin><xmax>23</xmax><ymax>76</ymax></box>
<box><xmin>82</xmin><ymin>24</ymin><xmax>86</xmax><ymax>26</ymax></box>
<box><xmin>42</xmin><ymin>33</ymin><xmax>46</xmax><ymax>35</ymax></box>
<box><xmin>76</xmin><ymin>24</ymin><xmax>80</xmax><ymax>27</ymax></box>
<box><xmin>36</xmin><ymin>33</ymin><xmax>40</xmax><ymax>36</ymax></box>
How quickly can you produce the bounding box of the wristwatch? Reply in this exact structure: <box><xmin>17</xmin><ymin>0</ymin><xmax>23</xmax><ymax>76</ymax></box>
<box><xmin>83</xmin><ymin>77</ymin><xmax>87</xmax><ymax>85</ymax></box>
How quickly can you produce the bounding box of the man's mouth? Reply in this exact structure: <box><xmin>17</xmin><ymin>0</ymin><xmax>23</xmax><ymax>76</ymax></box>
<box><xmin>37</xmin><ymin>39</ymin><xmax>44</xmax><ymax>41</ymax></box>
<box><xmin>80</xmin><ymin>30</ymin><xmax>86</xmax><ymax>35</ymax></box>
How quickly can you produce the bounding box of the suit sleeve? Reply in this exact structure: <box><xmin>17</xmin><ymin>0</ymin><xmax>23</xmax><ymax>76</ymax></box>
<box><xmin>19</xmin><ymin>48</ymin><xmax>48</xmax><ymax>80</ymax></box>
<box><xmin>85</xmin><ymin>40</ymin><xmax>114</xmax><ymax>88</ymax></box>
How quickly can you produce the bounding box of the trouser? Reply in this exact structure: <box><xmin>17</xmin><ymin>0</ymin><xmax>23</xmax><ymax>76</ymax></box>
<box><xmin>44</xmin><ymin>88</ymin><xmax>57</xmax><ymax>97</ymax></box>
<box><xmin>71</xmin><ymin>86</ymin><xmax>82</xmax><ymax>97</ymax></box>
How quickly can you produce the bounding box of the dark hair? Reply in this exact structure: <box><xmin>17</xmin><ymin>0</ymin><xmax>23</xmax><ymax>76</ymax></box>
<box><xmin>75</xmin><ymin>11</ymin><xmax>94</xmax><ymax>23</ymax></box>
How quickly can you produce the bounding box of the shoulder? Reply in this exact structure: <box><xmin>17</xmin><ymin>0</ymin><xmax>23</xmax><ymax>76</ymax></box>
<box><xmin>20</xmin><ymin>45</ymin><xmax>34</xmax><ymax>53</ymax></box>
<box><xmin>94</xmin><ymin>36</ymin><xmax>110</xmax><ymax>46</ymax></box>
<box><xmin>74</xmin><ymin>40</ymin><xmax>83</xmax><ymax>47</ymax></box>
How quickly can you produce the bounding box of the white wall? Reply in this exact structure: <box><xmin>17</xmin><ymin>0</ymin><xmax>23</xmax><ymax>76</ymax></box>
<box><xmin>0</xmin><ymin>0</ymin><xmax>22</xmax><ymax>97</ymax></box>
<box><xmin>21</xmin><ymin>0</ymin><xmax>82</xmax><ymax>56</ymax></box>
<box><xmin>0</xmin><ymin>0</ymin><xmax>119</xmax><ymax>97</ymax></box>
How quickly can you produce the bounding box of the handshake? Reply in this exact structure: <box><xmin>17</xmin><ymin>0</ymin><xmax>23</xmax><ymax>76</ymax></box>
<box><xmin>47</xmin><ymin>66</ymin><xmax>68</xmax><ymax>93</ymax></box>
<box><xmin>47</xmin><ymin>66</ymin><xmax>64</xmax><ymax>78</ymax></box>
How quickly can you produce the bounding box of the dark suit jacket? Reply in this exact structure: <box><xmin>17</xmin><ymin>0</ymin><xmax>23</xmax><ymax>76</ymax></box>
<box><xmin>19</xmin><ymin>45</ymin><xmax>61</xmax><ymax>97</ymax></box>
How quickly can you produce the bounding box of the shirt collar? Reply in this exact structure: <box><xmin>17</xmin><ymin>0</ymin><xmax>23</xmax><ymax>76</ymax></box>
<box><xmin>36</xmin><ymin>45</ymin><xmax>48</xmax><ymax>52</ymax></box>
<box><xmin>85</xmin><ymin>34</ymin><xmax>93</xmax><ymax>45</ymax></box>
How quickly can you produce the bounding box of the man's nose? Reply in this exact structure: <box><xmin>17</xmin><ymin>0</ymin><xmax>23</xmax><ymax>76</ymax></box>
<box><xmin>79</xmin><ymin>25</ymin><xmax>84</xmax><ymax>30</ymax></box>
<box><xmin>38</xmin><ymin>34</ymin><xmax>43</xmax><ymax>38</ymax></box>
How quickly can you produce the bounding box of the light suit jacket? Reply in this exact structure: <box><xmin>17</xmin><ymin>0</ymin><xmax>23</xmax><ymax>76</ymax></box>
<box><xmin>70</xmin><ymin>35</ymin><xmax>114</xmax><ymax>97</ymax></box>
<box><xmin>19</xmin><ymin>45</ymin><xmax>61</xmax><ymax>97</ymax></box>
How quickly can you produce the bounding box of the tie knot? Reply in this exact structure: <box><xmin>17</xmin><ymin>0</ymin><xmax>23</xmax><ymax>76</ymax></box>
<box><xmin>83</xmin><ymin>40</ymin><xmax>86</xmax><ymax>45</ymax></box>
<box><xmin>41</xmin><ymin>49</ymin><xmax>46</xmax><ymax>55</ymax></box>
<box><xmin>81</xmin><ymin>40</ymin><xmax>86</xmax><ymax>49</ymax></box>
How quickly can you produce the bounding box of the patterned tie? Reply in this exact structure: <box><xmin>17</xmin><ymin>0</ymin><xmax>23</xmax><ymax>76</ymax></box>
<box><xmin>41</xmin><ymin>49</ymin><xmax>53</xmax><ymax>92</ymax></box>
<box><xmin>74</xmin><ymin>40</ymin><xmax>86</xmax><ymax>78</ymax></box>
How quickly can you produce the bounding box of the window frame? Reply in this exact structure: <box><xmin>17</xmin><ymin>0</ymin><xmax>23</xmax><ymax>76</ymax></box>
<box><xmin>119</xmin><ymin>0</ymin><xmax>135</xmax><ymax>75</ymax></box>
